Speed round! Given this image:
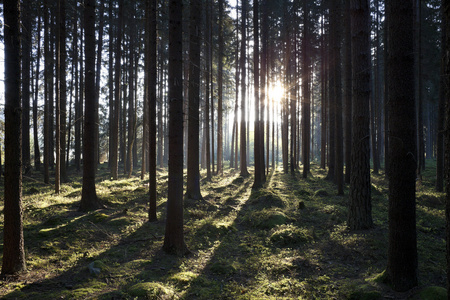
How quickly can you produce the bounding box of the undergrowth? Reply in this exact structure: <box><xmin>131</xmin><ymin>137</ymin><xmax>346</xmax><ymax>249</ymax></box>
<box><xmin>0</xmin><ymin>161</ymin><xmax>446</xmax><ymax>299</ymax></box>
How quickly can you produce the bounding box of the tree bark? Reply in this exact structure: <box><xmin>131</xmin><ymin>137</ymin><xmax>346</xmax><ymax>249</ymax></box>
<box><xmin>163</xmin><ymin>0</ymin><xmax>189</xmax><ymax>256</ymax></box>
<box><xmin>186</xmin><ymin>0</ymin><xmax>203</xmax><ymax>200</ymax></box>
<box><xmin>33</xmin><ymin>10</ymin><xmax>42</xmax><ymax>171</ymax></box>
<box><xmin>148</xmin><ymin>0</ymin><xmax>158</xmax><ymax>221</ymax></box>
<box><xmin>22</xmin><ymin>0</ymin><xmax>32</xmax><ymax>175</ymax></box>
<box><xmin>110</xmin><ymin>0</ymin><xmax>124</xmax><ymax>180</ymax></box>
<box><xmin>302</xmin><ymin>0</ymin><xmax>311</xmax><ymax>179</ymax></box>
<box><xmin>2</xmin><ymin>0</ymin><xmax>27</xmax><ymax>276</ymax></box>
<box><xmin>80</xmin><ymin>0</ymin><xmax>103</xmax><ymax>212</ymax></box>
<box><xmin>240</xmin><ymin>0</ymin><xmax>249</xmax><ymax>177</ymax></box>
<box><xmin>348</xmin><ymin>0</ymin><xmax>373</xmax><ymax>230</ymax></box>
<box><xmin>386</xmin><ymin>0</ymin><xmax>418</xmax><ymax>291</ymax></box>
<box><xmin>217</xmin><ymin>0</ymin><xmax>224</xmax><ymax>175</ymax></box>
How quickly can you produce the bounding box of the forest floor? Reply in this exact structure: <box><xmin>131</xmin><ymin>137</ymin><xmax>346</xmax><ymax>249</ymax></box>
<box><xmin>0</xmin><ymin>161</ymin><xmax>446</xmax><ymax>299</ymax></box>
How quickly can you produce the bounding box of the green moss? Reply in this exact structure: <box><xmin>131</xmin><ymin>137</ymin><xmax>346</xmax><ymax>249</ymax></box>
<box><xmin>245</xmin><ymin>209</ymin><xmax>290</xmax><ymax>229</ymax></box>
<box><xmin>418</xmin><ymin>286</ymin><xmax>447</xmax><ymax>300</ymax></box>
<box><xmin>168</xmin><ymin>271</ymin><xmax>198</xmax><ymax>284</ymax></box>
<box><xmin>210</xmin><ymin>261</ymin><xmax>237</xmax><ymax>275</ymax></box>
<box><xmin>314</xmin><ymin>189</ymin><xmax>329</xmax><ymax>197</ymax></box>
<box><xmin>128</xmin><ymin>282</ymin><xmax>175</xmax><ymax>299</ymax></box>
<box><xmin>269</xmin><ymin>225</ymin><xmax>313</xmax><ymax>247</ymax></box>
<box><xmin>249</xmin><ymin>189</ymin><xmax>285</xmax><ymax>208</ymax></box>
<box><xmin>87</xmin><ymin>212</ymin><xmax>109</xmax><ymax>223</ymax></box>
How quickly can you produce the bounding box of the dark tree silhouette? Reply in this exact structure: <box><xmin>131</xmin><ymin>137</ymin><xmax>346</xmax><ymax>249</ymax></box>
<box><xmin>240</xmin><ymin>0</ymin><xmax>249</xmax><ymax>177</ymax></box>
<box><xmin>385</xmin><ymin>0</ymin><xmax>418</xmax><ymax>291</ymax></box>
<box><xmin>110</xmin><ymin>0</ymin><xmax>124</xmax><ymax>180</ymax></box>
<box><xmin>443</xmin><ymin>0</ymin><xmax>450</xmax><ymax>295</ymax></box>
<box><xmin>186</xmin><ymin>0</ymin><xmax>203</xmax><ymax>200</ymax></box>
<box><xmin>80</xmin><ymin>0</ymin><xmax>104</xmax><ymax>211</ymax></box>
<box><xmin>148</xmin><ymin>0</ymin><xmax>158</xmax><ymax>221</ymax></box>
<box><xmin>2</xmin><ymin>0</ymin><xmax>27</xmax><ymax>276</ymax></box>
<box><xmin>163</xmin><ymin>0</ymin><xmax>189</xmax><ymax>256</ymax></box>
<box><xmin>302</xmin><ymin>0</ymin><xmax>311</xmax><ymax>179</ymax></box>
<box><xmin>22</xmin><ymin>0</ymin><xmax>32</xmax><ymax>174</ymax></box>
<box><xmin>347</xmin><ymin>0</ymin><xmax>373</xmax><ymax>230</ymax></box>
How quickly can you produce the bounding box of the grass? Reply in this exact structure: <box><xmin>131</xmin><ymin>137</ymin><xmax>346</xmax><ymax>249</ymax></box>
<box><xmin>0</xmin><ymin>160</ymin><xmax>446</xmax><ymax>299</ymax></box>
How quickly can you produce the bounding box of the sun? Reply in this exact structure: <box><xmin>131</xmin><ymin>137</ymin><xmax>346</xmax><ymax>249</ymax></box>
<box><xmin>268</xmin><ymin>81</ymin><xmax>284</xmax><ymax>103</ymax></box>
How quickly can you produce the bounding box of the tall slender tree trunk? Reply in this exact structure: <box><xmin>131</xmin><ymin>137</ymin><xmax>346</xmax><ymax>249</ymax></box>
<box><xmin>331</xmin><ymin>0</ymin><xmax>343</xmax><ymax>195</ymax></box>
<box><xmin>74</xmin><ymin>8</ymin><xmax>82</xmax><ymax>171</ymax></box>
<box><xmin>253</xmin><ymin>0</ymin><xmax>262</xmax><ymax>189</ymax></box>
<box><xmin>44</xmin><ymin>0</ymin><xmax>50</xmax><ymax>184</ymax></box>
<box><xmin>80</xmin><ymin>0</ymin><xmax>103</xmax><ymax>211</ymax></box>
<box><xmin>95</xmin><ymin>0</ymin><xmax>105</xmax><ymax>165</ymax></box>
<box><xmin>111</xmin><ymin>0</ymin><xmax>124</xmax><ymax>180</ymax></box>
<box><xmin>386</xmin><ymin>0</ymin><xmax>418</xmax><ymax>291</ymax></box>
<box><xmin>302</xmin><ymin>0</ymin><xmax>311</xmax><ymax>179</ymax></box>
<box><xmin>22</xmin><ymin>0</ymin><xmax>32</xmax><ymax>175</ymax></box>
<box><xmin>205</xmin><ymin>0</ymin><xmax>212</xmax><ymax>179</ymax></box>
<box><xmin>148</xmin><ymin>0</ymin><xmax>158</xmax><ymax>221</ymax></box>
<box><xmin>2</xmin><ymin>0</ymin><xmax>27</xmax><ymax>276</ymax></box>
<box><xmin>34</xmin><ymin>12</ymin><xmax>42</xmax><ymax>171</ymax></box>
<box><xmin>348</xmin><ymin>0</ymin><xmax>373</xmax><ymax>230</ymax></box>
<box><xmin>343</xmin><ymin>0</ymin><xmax>352</xmax><ymax>184</ymax></box>
<box><xmin>217</xmin><ymin>0</ymin><xmax>224</xmax><ymax>175</ymax></box>
<box><xmin>163</xmin><ymin>0</ymin><xmax>189</xmax><ymax>256</ymax></box>
<box><xmin>186</xmin><ymin>0</ymin><xmax>203</xmax><ymax>200</ymax></box>
<box><xmin>240</xmin><ymin>0</ymin><xmax>249</xmax><ymax>177</ymax></box>
<box><xmin>443</xmin><ymin>0</ymin><xmax>450</xmax><ymax>296</ymax></box>
<box><xmin>59</xmin><ymin>0</ymin><xmax>67</xmax><ymax>182</ymax></box>
<box><xmin>436</xmin><ymin>15</ymin><xmax>445</xmax><ymax>192</ymax></box>
<box><xmin>55</xmin><ymin>0</ymin><xmax>62</xmax><ymax>194</ymax></box>
<box><xmin>320</xmin><ymin>14</ymin><xmax>327</xmax><ymax>170</ymax></box>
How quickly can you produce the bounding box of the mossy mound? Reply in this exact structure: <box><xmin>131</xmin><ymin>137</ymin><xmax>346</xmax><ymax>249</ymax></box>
<box><xmin>87</xmin><ymin>212</ymin><xmax>109</xmax><ymax>223</ymax></box>
<box><xmin>314</xmin><ymin>189</ymin><xmax>329</xmax><ymax>197</ymax></box>
<box><xmin>168</xmin><ymin>271</ymin><xmax>198</xmax><ymax>285</ymax></box>
<box><xmin>295</xmin><ymin>189</ymin><xmax>311</xmax><ymax>197</ymax></box>
<box><xmin>244</xmin><ymin>209</ymin><xmax>290</xmax><ymax>229</ymax></box>
<box><xmin>269</xmin><ymin>224</ymin><xmax>313</xmax><ymax>247</ymax></box>
<box><xmin>128</xmin><ymin>282</ymin><xmax>176</xmax><ymax>299</ymax></box>
<box><xmin>249</xmin><ymin>189</ymin><xmax>285</xmax><ymax>208</ymax></box>
<box><xmin>210</xmin><ymin>261</ymin><xmax>237</xmax><ymax>275</ymax></box>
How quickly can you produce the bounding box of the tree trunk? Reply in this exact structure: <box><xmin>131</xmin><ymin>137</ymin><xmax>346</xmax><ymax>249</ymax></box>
<box><xmin>386</xmin><ymin>0</ymin><xmax>418</xmax><ymax>291</ymax></box>
<box><xmin>302</xmin><ymin>0</ymin><xmax>311</xmax><ymax>179</ymax></box>
<box><xmin>331</xmin><ymin>0</ymin><xmax>343</xmax><ymax>195</ymax></box>
<box><xmin>163</xmin><ymin>0</ymin><xmax>189</xmax><ymax>256</ymax></box>
<box><xmin>240</xmin><ymin>0</ymin><xmax>249</xmax><ymax>177</ymax></box>
<box><xmin>343</xmin><ymin>0</ymin><xmax>352</xmax><ymax>184</ymax></box>
<box><xmin>74</xmin><ymin>8</ymin><xmax>82</xmax><ymax>172</ymax></box>
<box><xmin>34</xmin><ymin>11</ymin><xmax>42</xmax><ymax>171</ymax></box>
<box><xmin>442</xmin><ymin>0</ymin><xmax>450</xmax><ymax>297</ymax></box>
<box><xmin>253</xmin><ymin>0</ymin><xmax>262</xmax><ymax>189</ymax></box>
<box><xmin>60</xmin><ymin>0</ymin><xmax>67</xmax><ymax>182</ymax></box>
<box><xmin>217</xmin><ymin>0</ymin><xmax>224</xmax><ymax>175</ymax></box>
<box><xmin>186</xmin><ymin>0</ymin><xmax>203</xmax><ymax>200</ymax></box>
<box><xmin>80</xmin><ymin>0</ymin><xmax>103</xmax><ymax>212</ymax></box>
<box><xmin>436</xmin><ymin>14</ymin><xmax>445</xmax><ymax>192</ymax></box>
<box><xmin>44</xmin><ymin>0</ymin><xmax>50</xmax><ymax>184</ymax></box>
<box><xmin>22</xmin><ymin>0</ymin><xmax>32</xmax><ymax>175</ymax></box>
<box><xmin>110</xmin><ymin>0</ymin><xmax>124</xmax><ymax>180</ymax></box>
<box><xmin>2</xmin><ymin>0</ymin><xmax>27</xmax><ymax>276</ymax></box>
<box><xmin>204</xmin><ymin>0</ymin><xmax>212</xmax><ymax>179</ymax></box>
<box><xmin>95</xmin><ymin>0</ymin><xmax>105</xmax><ymax>165</ymax></box>
<box><xmin>348</xmin><ymin>0</ymin><xmax>373</xmax><ymax>230</ymax></box>
<box><xmin>148</xmin><ymin>0</ymin><xmax>158</xmax><ymax>221</ymax></box>
<box><xmin>55</xmin><ymin>0</ymin><xmax>62</xmax><ymax>194</ymax></box>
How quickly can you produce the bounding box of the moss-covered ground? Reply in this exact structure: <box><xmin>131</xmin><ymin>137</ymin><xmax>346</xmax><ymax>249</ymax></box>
<box><xmin>0</xmin><ymin>161</ymin><xmax>446</xmax><ymax>299</ymax></box>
